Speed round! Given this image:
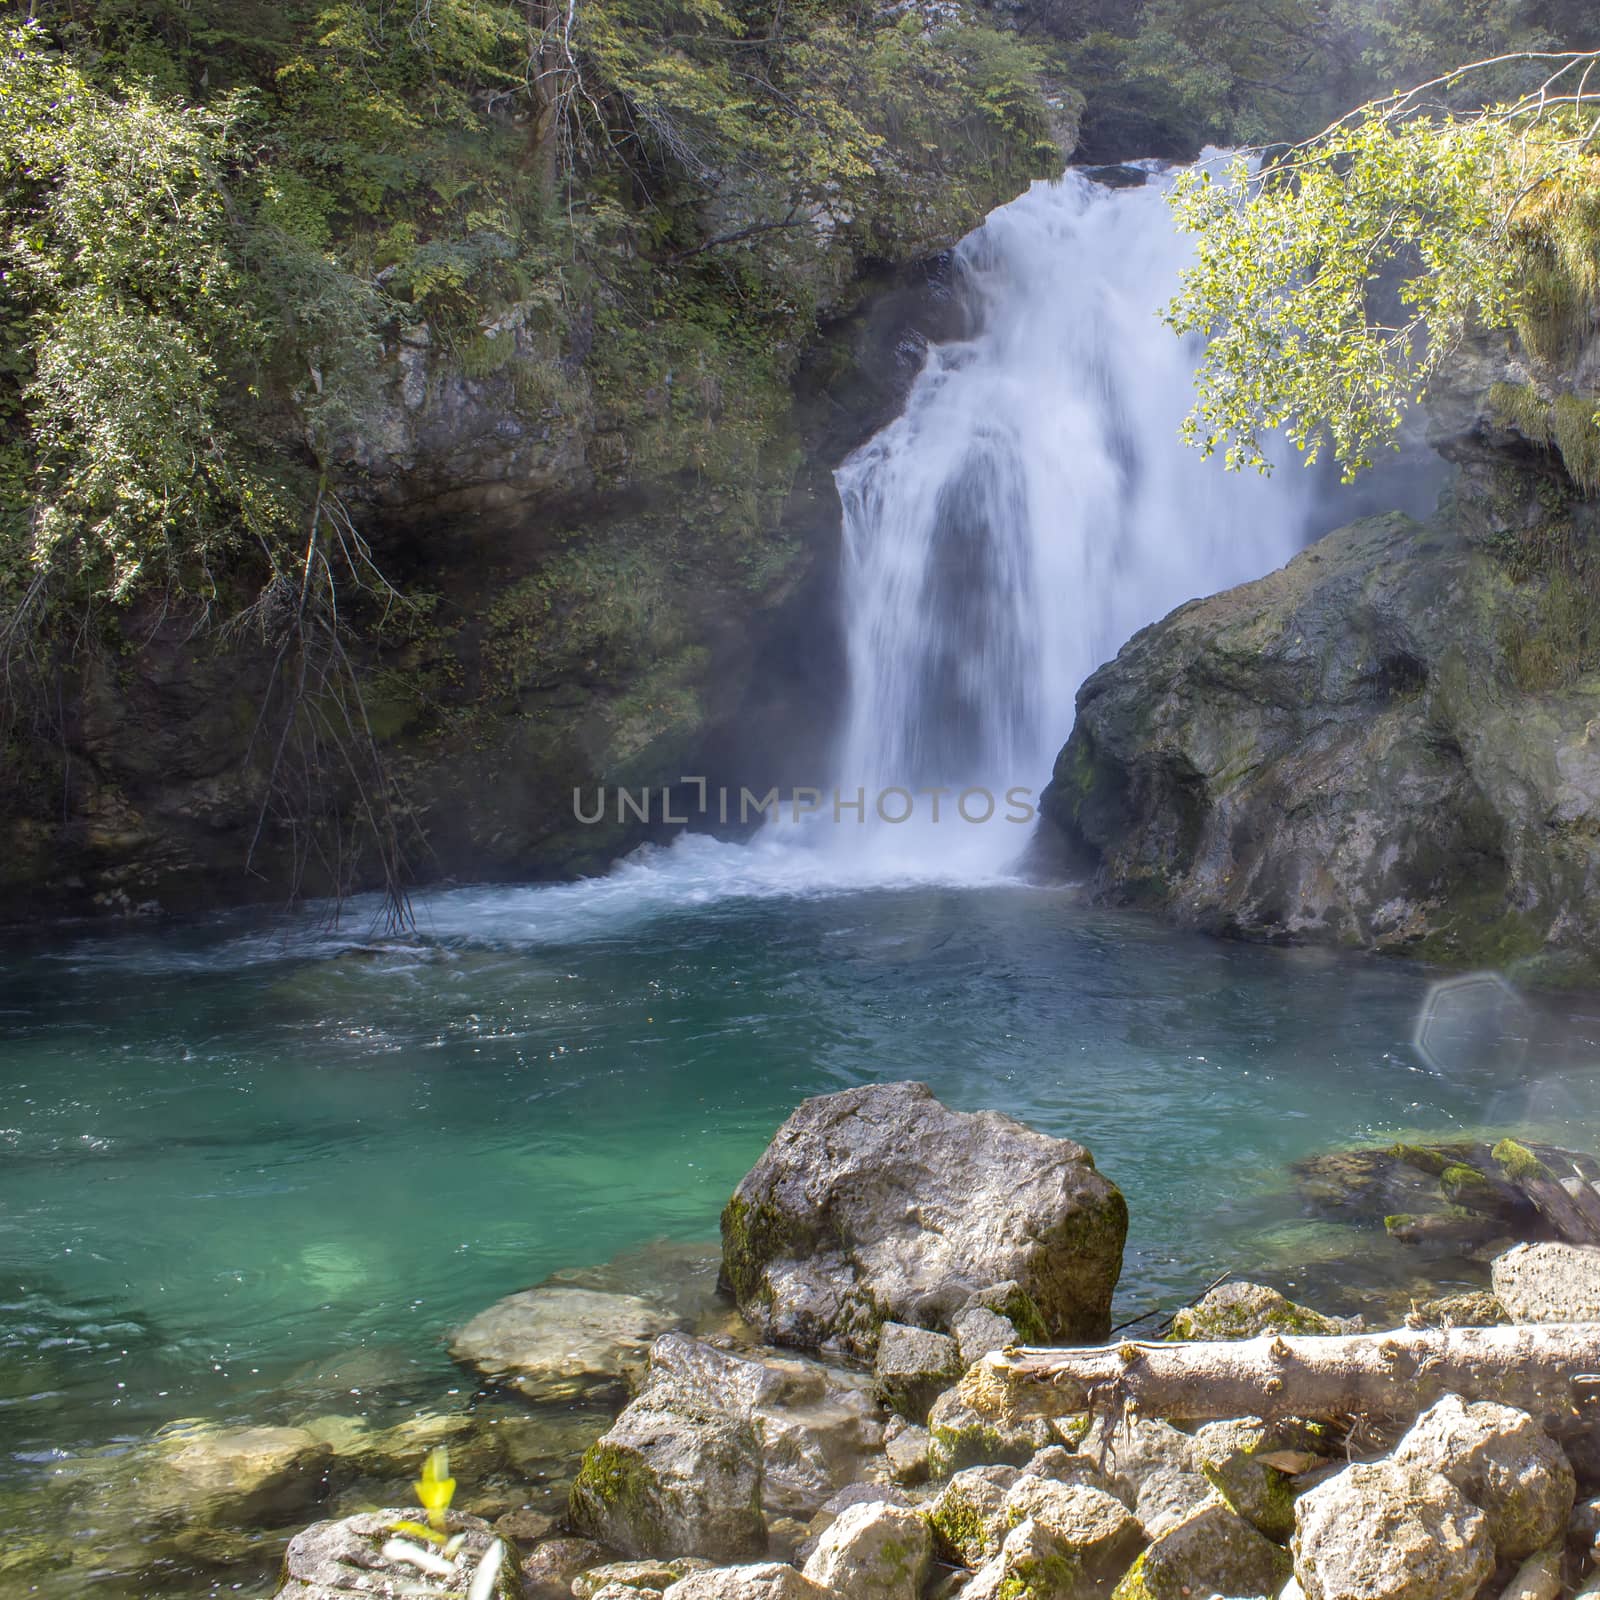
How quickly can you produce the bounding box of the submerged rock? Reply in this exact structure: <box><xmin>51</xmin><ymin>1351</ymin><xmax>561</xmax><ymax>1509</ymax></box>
<box><xmin>523</xmin><ymin>1536</ymin><xmax>610</xmax><ymax>1599</ymax></box>
<box><xmin>1291</xmin><ymin>1461</ymin><xmax>1495</xmax><ymax>1600</ymax></box>
<box><xmin>89</xmin><ymin>1421</ymin><xmax>333</xmax><ymax>1535</ymax></box>
<box><xmin>720</xmin><ymin>1082</ymin><xmax>1126</xmax><ymax>1356</ymax></box>
<box><xmin>451</xmin><ymin>1284</ymin><xmax>682</xmax><ymax>1399</ymax></box>
<box><xmin>273</xmin><ymin>1510</ymin><xmax>519</xmax><ymax>1600</ymax></box>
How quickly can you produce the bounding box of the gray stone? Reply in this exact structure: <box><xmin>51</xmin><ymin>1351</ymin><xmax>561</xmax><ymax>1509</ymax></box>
<box><xmin>273</xmin><ymin>1511</ymin><xmax>518</xmax><ymax>1600</ymax></box>
<box><xmin>1389</xmin><ymin>1394</ymin><xmax>1574</xmax><ymax>1560</ymax></box>
<box><xmin>1493</xmin><ymin>1243</ymin><xmax>1600</xmax><ymax>1324</ymax></box>
<box><xmin>952</xmin><ymin>1305</ymin><xmax>1019</xmax><ymax>1368</ymax></box>
<box><xmin>883</xmin><ymin>1418</ymin><xmax>932</xmax><ymax>1485</ymax></box>
<box><xmin>1168</xmin><ymin>1282</ymin><xmax>1360</xmax><ymax>1342</ymax></box>
<box><xmin>873</xmin><ymin>1322</ymin><xmax>963</xmax><ymax>1422</ymax></box>
<box><xmin>1133</xmin><ymin>1466</ymin><xmax>1218</xmax><ymax>1539</ymax></box>
<box><xmin>1194</xmin><ymin>1418</ymin><xmax>1327</xmax><ymax>1542</ymax></box>
<box><xmin>960</xmin><ymin>1503</ymin><xmax>1141</xmax><ymax>1600</ymax></box>
<box><xmin>926</xmin><ymin>1464</ymin><xmax>1022</xmax><ymax>1566</ymax></box>
<box><xmin>1035</xmin><ymin>460</ymin><xmax>1600</xmax><ymax>985</ymax></box>
<box><xmin>801</xmin><ymin>1499</ymin><xmax>931</xmax><ymax>1600</ymax></box>
<box><xmin>1291</xmin><ymin>1461</ymin><xmax>1495</xmax><ymax>1600</ymax></box>
<box><xmin>721</xmin><ymin>1082</ymin><xmax>1126</xmax><ymax>1355</ymax></box>
<box><xmin>450</xmin><ymin>1284</ymin><xmax>680</xmax><ymax>1400</ymax></box>
<box><xmin>662</xmin><ymin>1565</ymin><xmax>832</xmax><ymax>1600</ymax></box>
<box><xmin>1071</xmin><ymin>1414</ymin><xmax>1198</xmax><ymax>1507</ymax></box>
<box><xmin>568</xmin><ymin>1345</ymin><xmax>767</xmax><ymax>1560</ymax></box>
<box><xmin>522</xmin><ymin>1536</ymin><xmax>610</xmax><ymax>1600</ymax></box>
<box><xmin>926</xmin><ymin>1364</ymin><xmax>1059</xmax><ymax>1475</ymax></box>
<box><xmin>636</xmin><ymin>1332</ymin><xmax>884</xmax><ymax>1518</ymax></box>
<box><xmin>1119</xmin><ymin>1499</ymin><xmax>1291</xmax><ymax>1600</ymax></box>
<box><xmin>575</xmin><ymin>1560</ymin><xmax>714</xmax><ymax>1599</ymax></box>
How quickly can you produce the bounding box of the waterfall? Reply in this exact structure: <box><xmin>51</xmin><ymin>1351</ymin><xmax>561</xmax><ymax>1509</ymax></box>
<box><xmin>823</xmin><ymin>161</ymin><xmax>1319</xmax><ymax>876</ymax></box>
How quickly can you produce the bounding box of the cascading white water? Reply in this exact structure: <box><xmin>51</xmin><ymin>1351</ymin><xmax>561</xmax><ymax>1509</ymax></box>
<box><xmin>465</xmin><ymin>159</ymin><xmax>1340</xmax><ymax>921</ymax></box>
<box><xmin>823</xmin><ymin>161</ymin><xmax>1320</xmax><ymax>876</ymax></box>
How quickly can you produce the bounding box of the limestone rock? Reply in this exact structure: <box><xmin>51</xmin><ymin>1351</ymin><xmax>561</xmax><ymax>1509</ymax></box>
<box><xmin>721</xmin><ymin>1082</ymin><xmax>1126</xmax><ymax>1355</ymax></box>
<box><xmin>1194</xmin><ymin>1418</ymin><xmax>1326</xmax><ymax>1542</ymax></box>
<box><xmin>662</xmin><ymin>1564</ymin><xmax>832</xmax><ymax>1600</ymax></box>
<box><xmin>523</xmin><ymin>1536</ymin><xmax>610</xmax><ymax>1599</ymax></box>
<box><xmin>1133</xmin><ymin>1467</ymin><xmax>1218</xmax><ymax>1539</ymax></box>
<box><xmin>801</xmin><ymin>1499</ymin><xmax>931</xmax><ymax>1600</ymax></box>
<box><xmin>645</xmin><ymin>1332</ymin><xmax>883</xmax><ymax>1517</ymax></box>
<box><xmin>1002</xmin><ymin>1478</ymin><xmax>1143</xmax><ymax>1572</ymax></box>
<box><xmin>883</xmin><ymin>1418</ymin><xmax>932</xmax><ymax>1485</ymax></box>
<box><xmin>962</xmin><ymin>1505</ymin><xmax>1141</xmax><ymax>1600</ymax></box>
<box><xmin>952</xmin><ymin>1305</ymin><xmax>1019</xmax><ymax>1368</ymax></box>
<box><xmin>575</xmin><ymin>1560</ymin><xmax>714</xmax><ymax>1598</ymax></box>
<box><xmin>273</xmin><ymin>1511</ymin><xmax>518</xmax><ymax>1600</ymax></box>
<box><xmin>1037</xmin><ymin>498</ymin><xmax>1600</xmax><ymax>983</ymax></box>
<box><xmin>1291</xmin><ymin>1461</ymin><xmax>1495</xmax><ymax>1600</ymax></box>
<box><xmin>1408</xmin><ymin>1290</ymin><xmax>1507</xmax><ymax>1328</ymax></box>
<box><xmin>1168</xmin><ymin>1282</ymin><xmax>1359</xmax><ymax>1342</ymax></box>
<box><xmin>568</xmin><ymin>1352</ymin><xmax>766</xmax><ymax>1560</ymax></box>
<box><xmin>1070</xmin><ymin>1415</ymin><xmax>1197</xmax><ymax>1507</ymax></box>
<box><xmin>927</xmin><ymin>1361</ymin><xmax>1059</xmax><ymax>1475</ymax></box>
<box><xmin>926</xmin><ymin>1464</ymin><xmax>1022</xmax><ymax>1566</ymax></box>
<box><xmin>450</xmin><ymin>1284</ymin><xmax>680</xmax><ymax>1399</ymax></box>
<box><xmin>1389</xmin><ymin>1394</ymin><xmax>1574</xmax><ymax>1560</ymax></box>
<box><xmin>1112</xmin><ymin>1499</ymin><xmax>1290</xmax><ymax>1600</ymax></box>
<box><xmin>872</xmin><ymin>1322</ymin><xmax>963</xmax><ymax>1422</ymax></box>
<box><xmin>1493</xmin><ymin>1243</ymin><xmax>1600</xmax><ymax>1324</ymax></box>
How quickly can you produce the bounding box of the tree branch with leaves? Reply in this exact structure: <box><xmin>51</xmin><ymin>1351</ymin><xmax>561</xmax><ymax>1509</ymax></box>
<box><xmin>1164</xmin><ymin>49</ymin><xmax>1600</xmax><ymax>484</ymax></box>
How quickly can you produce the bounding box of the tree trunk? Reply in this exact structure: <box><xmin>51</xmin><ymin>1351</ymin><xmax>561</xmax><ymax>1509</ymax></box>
<box><xmin>982</xmin><ymin>1324</ymin><xmax>1600</xmax><ymax>1433</ymax></box>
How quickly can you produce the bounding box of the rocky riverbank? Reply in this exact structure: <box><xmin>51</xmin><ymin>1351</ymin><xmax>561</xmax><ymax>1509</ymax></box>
<box><xmin>17</xmin><ymin>1080</ymin><xmax>1600</xmax><ymax>1600</ymax></box>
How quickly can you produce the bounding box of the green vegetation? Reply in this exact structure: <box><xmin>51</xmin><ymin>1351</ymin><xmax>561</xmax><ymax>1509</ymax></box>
<box><xmin>0</xmin><ymin>0</ymin><xmax>1059</xmax><ymax>905</ymax></box>
<box><xmin>1165</xmin><ymin>51</ymin><xmax>1600</xmax><ymax>483</ymax></box>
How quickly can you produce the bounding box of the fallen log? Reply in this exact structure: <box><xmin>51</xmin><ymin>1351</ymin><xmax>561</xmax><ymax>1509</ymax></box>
<box><xmin>980</xmin><ymin>1323</ymin><xmax>1600</xmax><ymax>1434</ymax></box>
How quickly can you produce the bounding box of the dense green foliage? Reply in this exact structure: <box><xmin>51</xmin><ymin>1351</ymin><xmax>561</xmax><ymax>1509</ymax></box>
<box><xmin>1034</xmin><ymin>0</ymin><xmax>1597</xmax><ymax>158</ymax></box>
<box><xmin>1164</xmin><ymin>53</ymin><xmax>1600</xmax><ymax>484</ymax></box>
<box><xmin>0</xmin><ymin>0</ymin><xmax>1058</xmax><ymax>629</ymax></box>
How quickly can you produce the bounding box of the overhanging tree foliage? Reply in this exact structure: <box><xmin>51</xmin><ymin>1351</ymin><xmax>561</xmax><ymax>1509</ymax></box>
<box><xmin>1164</xmin><ymin>50</ymin><xmax>1600</xmax><ymax>483</ymax></box>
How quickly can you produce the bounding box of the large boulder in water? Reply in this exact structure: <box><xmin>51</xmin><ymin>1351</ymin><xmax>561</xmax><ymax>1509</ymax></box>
<box><xmin>1035</xmin><ymin>506</ymin><xmax>1600</xmax><ymax>981</ymax></box>
<box><xmin>720</xmin><ymin>1082</ymin><xmax>1126</xmax><ymax>1354</ymax></box>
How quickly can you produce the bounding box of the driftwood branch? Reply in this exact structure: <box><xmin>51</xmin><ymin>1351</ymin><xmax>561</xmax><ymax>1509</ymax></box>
<box><xmin>983</xmin><ymin>1324</ymin><xmax>1600</xmax><ymax>1433</ymax></box>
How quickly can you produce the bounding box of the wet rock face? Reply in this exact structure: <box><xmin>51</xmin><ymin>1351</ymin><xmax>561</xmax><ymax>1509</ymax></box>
<box><xmin>720</xmin><ymin>1081</ymin><xmax>1127</xmax><ymax>1357</ymax></box>
<box><xmin>1036</xmin><ymin>504</ymin><xmax>1600</xmax><ymax>982</ymax></box>
<box><xmin>1291</xmin><ymin>1461</ymin><xmax>1495</xmax><ymax>1600</ymax></box>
